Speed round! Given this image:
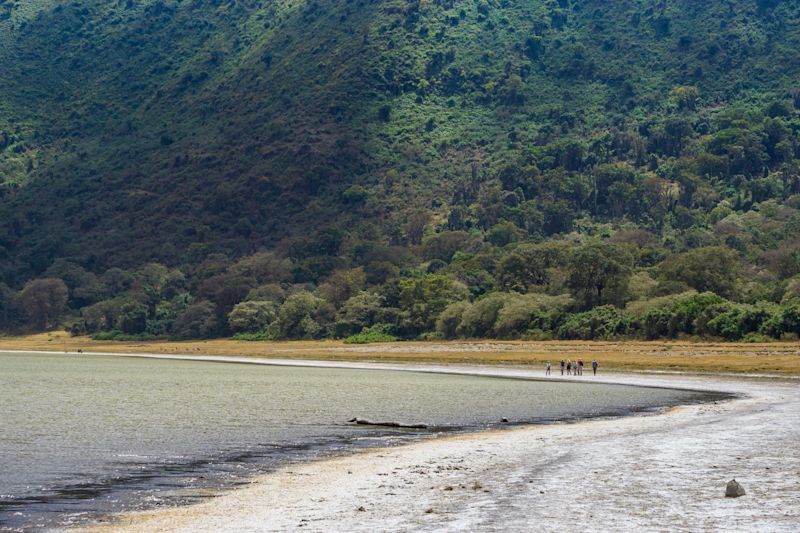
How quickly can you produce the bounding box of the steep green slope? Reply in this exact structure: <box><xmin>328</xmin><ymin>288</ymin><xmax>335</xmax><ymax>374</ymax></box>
<box><xmin>1</xmin><ymin>0</ymin><xmax>380</xmax><ymax>273</ymax></box>
<box><xmin>1</xmin><ymin>0</ymin><xmax>798</xmax><ymax>277</ymax></box>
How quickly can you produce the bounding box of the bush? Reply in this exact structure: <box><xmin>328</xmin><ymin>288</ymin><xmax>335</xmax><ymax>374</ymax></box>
<box><xmin>91</xmin><ymin>330</ymin><xmax>164</xmax><ymax>341</ymax></box>
<box><xmin>668</xmin><ymin>292</ymin><xmax>728</xmax><ymax>336</ymax></box>
<box><xmin>457</xmin><ymin>293</ymin><xmax>511</xmax><ymax>337</ymax></box>
<box><xmin>171</xmin><ymin>300</ymin><xmax>218</xmax><ymax>339</ymax></box>
<box><xmin>493</xmin><ymin>293</ymin><xmax>572</xmax><ymax>339</ymax></box>
<box><xmin>658</xmin><ymin>246</ymin><xmax>740</xmax><ymax>299</ymax></box>
<box><xmin>337</xmin><ymin>292</ymin><xmax>384</xmax><ymax>334</ymax></box>
<box><xmin>228</xmin><ymin>300</ymin><xmax>277</xmax><ymax>333</ymax></box>
<box><xmin>436</xmin><ymin>301</ymin><xmax>471</xmax><ymax>339</ymax></box>
<box><xmin>558</xmin><ymin>306</ymin><xmax>630</xmax><ymax>340</ymax></box>
<box><xmin>760</xmin><ymin>304</ymin><xmax>800</xmax><ymax>338</ymax></box>
<box><xmin>702</xmin><ymin>304</ymin><xmax>776</xmax><ymax>341</ymax></box>
<box><xmin>343</xmin><ymin>324</ymin><xmax>399</xmax><ymax>344</ymax></box>
<box><xmin>272</xmin><ymin>292</ymin><xmax>333</xmax><ymax>339</ymax></box>
<box><xmin>741</xmin><ymin>333</ymin><xmax>773</xmax><ymax>343</ymax></box>
<box><xmin>231</xmin><ymin>331</ymin><xmax>274</xmax><ymax>341</ymax></box>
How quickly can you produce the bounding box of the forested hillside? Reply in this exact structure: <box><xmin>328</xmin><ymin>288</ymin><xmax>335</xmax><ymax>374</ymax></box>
<box><xmin>2</xmin><ymin>0</ymin><xmax>800</xmax><ymax>342</ymax></box>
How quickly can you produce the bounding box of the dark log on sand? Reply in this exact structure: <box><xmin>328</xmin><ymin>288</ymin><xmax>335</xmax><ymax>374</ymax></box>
<box><xmin>348</xmin><ymin>417</ymin><xmax>428</xmax><ymax>429</ymax></box>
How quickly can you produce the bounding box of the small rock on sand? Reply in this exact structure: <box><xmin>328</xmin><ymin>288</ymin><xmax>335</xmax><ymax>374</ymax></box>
<box><xmin>725</xmin><ymin>479</ymin><xmax>746</xmax><ymax>498</ymax></box>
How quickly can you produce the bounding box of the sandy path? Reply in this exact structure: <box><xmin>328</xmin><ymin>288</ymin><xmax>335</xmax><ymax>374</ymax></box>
<box><xmin>72</xmin><ymin>362</ymin><xmax>800</xmax><ymax>533</ymax></box>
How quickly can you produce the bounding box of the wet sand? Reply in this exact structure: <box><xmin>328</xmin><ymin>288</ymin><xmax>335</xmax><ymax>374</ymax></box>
<box><xmin>73</xmin><ymin>361</ymin><xmax>800</xmax><ymax>533</ymax></box>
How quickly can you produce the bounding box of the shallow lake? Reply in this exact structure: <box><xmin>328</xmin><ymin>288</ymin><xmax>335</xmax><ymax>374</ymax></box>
<box><xmin>0</xmin><ymin>353</ymin><xmax>718</xmax><ymax>530</ymax></box>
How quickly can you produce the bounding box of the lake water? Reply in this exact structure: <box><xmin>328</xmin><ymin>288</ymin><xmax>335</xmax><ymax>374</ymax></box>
<box><xmin>0</xmin><ymin>353</ymin><xmax>719</xmax><ymax>531</ymax></box>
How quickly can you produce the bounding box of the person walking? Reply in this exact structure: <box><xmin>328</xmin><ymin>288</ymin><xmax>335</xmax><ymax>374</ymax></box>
<box><xmin>566</xmin><ymin>360</ymin><xmax>572</xmax><ymax>375</ymax></box>
<box><xmin>560</xmin><ymin>359</ymin><xmax>565</xmax><ymax>375</ymax></box>
<box><xmin>546</xmin><ymin>361</ymin><xmax>551</xmax><ymax>376</ymax></box>
<box><xmin>592</xmin><ymin>359</ymin><xmax>598</xmax><ymax>375</ymax></box>
<box><xmin>578</xmin><ymin>359</ymin><xmax>584</xmax><ymax>376</ymax></box>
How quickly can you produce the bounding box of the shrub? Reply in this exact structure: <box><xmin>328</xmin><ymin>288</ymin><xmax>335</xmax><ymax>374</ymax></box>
<box><xmin>118</xmin><ymin>302</ymin><xmax>149</xmax><ymax>335</ymax></box>
<box><xmin>668</xmin><ymin>292</ymin><xmax>728</xmax><ymax>336</ymax></box>
<box><xmin>272</xmin><ymin>292</ymin><xmax>333</xmax><ymax>339</ymax></box>
<box><xmin>396</xmin><ymin>274</ymin><xmax>469</xmax><ymax>336</ymax></box>
<box><xmin>760</xmin><ymin>304</ymin><xmax>800</xmax><ymax>338</ymax></box>
<box><xmin>91</xmin><ymin>330</ymin><xmax>164</xmax><ymax>341</ymax></box>
<box><xmin>232</xmin><ymin>331</ymin><xmax>274</xmax><ymax>341</ymax></box>
<box><xmin>705</xmin><ymin>304</ymin><xmax>777</xmax><ymax>341</ymax></box>
<box><xmin>741</xmin><ymin>333</ymin><xmax>773</xmax><ymax>343</ymax></box>
<box><xmin>658</xmin><ymin>246</ymin><xmax>740</xmax><ymax>299</ymax></box>
<box><xmin>457</xmin><ymin>293</ymin><xmax>511</xmax><ymax>337</ymax></box>
<box><xmin>18</xmin><ymin>278</ymin><xmax>69</xmax><ymax>330</ymax></box>
<box><xmin>228</xmin><ymin>300</ymin><xmax>277</xmax><ymax>333</ymax></box>
<box><xmin>493</xmin><ymin>293</ymin><xmax>572</xmax><ymax>339</ymax></box>
<box><xmin>171</xmin><ymin>300</ymin><xmax>218</xmax><ymax>339</ymax></box>
<box><xmin>558</xmin><ymin>306</ymin><xmax>630</xmax><ymax>340</ymax></box>
<box><xmin>436</xmin><ymin>301</ymin><xmax>471</xmax><ymax>339</ymax></box>
<box><xmin>343</xmin><ymin>324</ymin><xmax>399</xmax><ymax>344</ymax></box>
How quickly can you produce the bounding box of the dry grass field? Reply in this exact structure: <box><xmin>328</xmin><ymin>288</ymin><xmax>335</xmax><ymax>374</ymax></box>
<box><xmin>1</xmin><ymin>332</ymin><xmax>799</xmax><ymax>375</ymax></box>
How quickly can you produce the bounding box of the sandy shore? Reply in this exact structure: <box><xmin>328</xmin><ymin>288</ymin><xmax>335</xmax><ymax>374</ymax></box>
<box><xmin>68</xmin><ymin>358</ymin><xmax>800</xmax><ymax>533</ymax></box>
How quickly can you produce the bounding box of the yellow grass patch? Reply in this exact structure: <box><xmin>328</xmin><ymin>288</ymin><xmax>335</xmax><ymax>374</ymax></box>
<box><xmin>1</xmin><ymin>332</ymin><xmax>798</xmax><ymax>375</ymax></box>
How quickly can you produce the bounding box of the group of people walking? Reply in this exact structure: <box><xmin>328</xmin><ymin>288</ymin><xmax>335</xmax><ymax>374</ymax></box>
<box><xmin>544</xmin><ymin>359</ymin><xmax>598</xmax><ymax>376</ymax></box>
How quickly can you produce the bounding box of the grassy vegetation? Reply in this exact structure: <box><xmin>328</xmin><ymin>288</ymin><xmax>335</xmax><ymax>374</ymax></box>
<box><xmin>343</xmin><ymin>325</ymin><xmax>400</xmax><ymax>344</ymax></box>
<box><xmin>1</xmin><ymin>332</ymin><xmax>799</xmax><ymax>376</ymax></box>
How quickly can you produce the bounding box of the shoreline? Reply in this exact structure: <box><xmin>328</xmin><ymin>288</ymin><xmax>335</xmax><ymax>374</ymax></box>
<box><xmin>57</xmin><ymin>358</ymin><xmax>800</xmax><ymax>532</ymax></box>
<box><xmin>2</xmin><ymin>333</ymin><xmax>800</xmax><ymax>375</ymax></box>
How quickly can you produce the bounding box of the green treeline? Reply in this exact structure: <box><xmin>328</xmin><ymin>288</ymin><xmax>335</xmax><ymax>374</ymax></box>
<box><xmin>3</xmin><ymin>229</ymin><xmax>800</xmax><ymax>343</ymax></box>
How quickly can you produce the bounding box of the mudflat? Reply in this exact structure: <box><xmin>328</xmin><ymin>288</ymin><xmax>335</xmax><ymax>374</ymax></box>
<box><xmin>73</xmin><ymin>368</ymin><xmax>799</xmax><ymax>533</ymax></box>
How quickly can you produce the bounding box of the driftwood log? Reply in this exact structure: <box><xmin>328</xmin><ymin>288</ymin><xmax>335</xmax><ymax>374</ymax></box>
<box><xmin>348</xmin><ymin>417</ymin><xmax>428</xmax><ymax>429</ymax></box>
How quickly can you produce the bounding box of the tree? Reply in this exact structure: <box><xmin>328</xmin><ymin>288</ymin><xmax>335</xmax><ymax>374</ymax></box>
<box><xmin>658</xmin><ymin>246</ymin><xmax>740</xmax><ymax>299</ymax></box>
<box><xmin>396</xmin><ymin>274</ymin><xmax>469</xmax><ymax>336</ymax></box>
<box><xmin>0</xmin><ymin>283</ymin><xmax>23</xmax><ymax>331</ymax></box>
<box><xmin>566</xmin><ymin>245</ymin><xmax>632</xmax><ymax>308</ymax></box>
<box><xmin>198</xmin><ymin>272</ymin><xmax>257</xmax><ymax>321</ymax></box>
<box><xmin>404</xmin><ymin>210</ymin><xmax>429</xmax><ymax>245</ymax></box>
<box><xmin>497</xmin><ymin>242</ymin><xmax>569</xmax><ymax>292</ymax></box>
<box><xmin>246</xmin><ymin>283</ymin><xmax>286</xmax><ymax>303</ymax></box>
<box><xmin>229</xmin><ymin>251</ymin><xmax>293</xmax><ymax>284</ymax></box>
<box><xmin>18</xmin><ymin>278</ymin><xmax>69</xmax><ymax>330</ymax></box>
<box><xmin>45</xmin><ymin>259</ymin><xmax>105</xmax><ymax>308</ymax></box>
<box><xmin>338</xmin><ymin>292</ymin><xmax>384</xmax><ymax>332</ymax></box>
<box><xmin>669</xmin><ymin>85</ymin><xmax>700</xmax><ymax>111</ymax></box>
<box><xmin>457</xmin><ymin>293</ymin><xmax>512</xmax><ymax>338</ymax></box>
<box><xmin>272</xmin><ymin>292</ymin><xmax>333</xmax><ymax>339</ymax></box>
<box><xmin>436</xmin><ymin>301</ymin><xmax>471</xmax><ymax>339</ymax></box>
<box><xmin>421</xmin><ymin>231</ymin><xmax>477</xmax><ymax>262</ymax></box>
<box><xmin>494</xmin><ymin>293</ymin><xmax>573</xmax><ymax>338</ymax></box>
<box><xmin>486</xmin><ymin>221</ymin><xmax>522</xmax><ymax>247</ymax></box>
<box><xmin>102</xmin><ymin>268</ymin><xmax>134</xmax><ymax>295</ymax></box>
<box><xmin>118</xmin><ymin>301</ymin><xmax>149</xmax><ymax>334</ymax></box>
<box><xmin>131</xmin><ymin>263</ymin><xmax>185</xmax><ymax>315</ymax></box>
<box><xmin>319</xmin><ymin>268</ymin><xmax>366</xmax><ymax>308</ymax></box>
<box><xmin>228</xmin><ymin>300</ymin><xmax>278</xmax><ymax>333</ymax></box>
<box><xmin>172</xmin><ymin>300</ymin><xmax>218</xmax><ymax>339</ymax></box>
<box><xmin>557</xmin><ymin>306</ymin><xmax>630</xmax><ymax>340</ymax></box>
<box><xmin>80</xmin><ymin>299</ymin><xmax>125</xmax><ymax>333</ymax></box>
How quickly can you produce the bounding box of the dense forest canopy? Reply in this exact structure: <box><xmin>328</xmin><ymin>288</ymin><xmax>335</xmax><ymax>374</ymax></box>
<box><xmin>1</xmin><ymin>0</ymin><xmax>800</xmax><ymax>342</ymax></box>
